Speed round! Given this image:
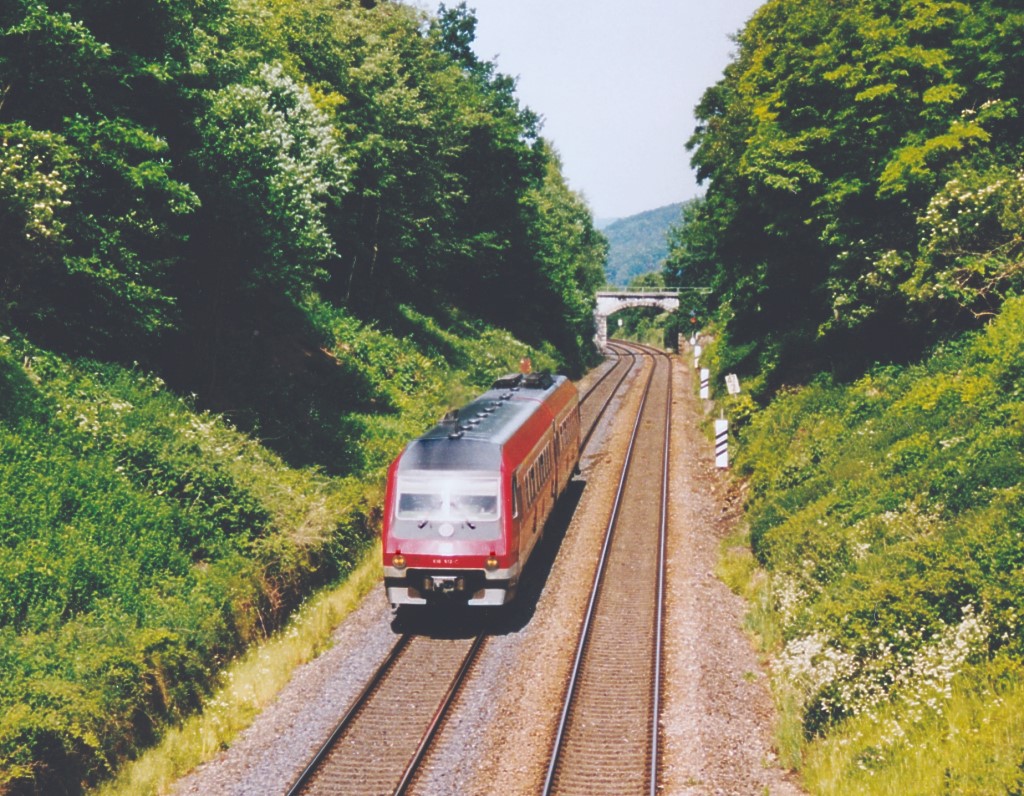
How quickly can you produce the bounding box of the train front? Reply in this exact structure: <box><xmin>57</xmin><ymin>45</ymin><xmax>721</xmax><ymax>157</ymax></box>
<box><xmin>382</xmin><ymin>432</ymin><xmax>515</xmax><ymax>608</ymax></box>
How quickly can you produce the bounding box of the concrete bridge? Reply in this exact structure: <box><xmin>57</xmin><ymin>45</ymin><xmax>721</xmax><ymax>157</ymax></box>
<box><xmin>594</xmin><ymin>289</ymin><xmax>682</xmax><ymax>348</ymax></box>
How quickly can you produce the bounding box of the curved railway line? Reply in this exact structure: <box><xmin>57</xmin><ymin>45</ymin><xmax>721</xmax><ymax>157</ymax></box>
<box><xmin>542</xmin><ymin>342</ymin><xmax>671</xmax><ymax>795</ymax></box>
<box><xmin>286</xmin><ymin>342</ymin><xmax>665</xmax><ymax>796</ymax></box>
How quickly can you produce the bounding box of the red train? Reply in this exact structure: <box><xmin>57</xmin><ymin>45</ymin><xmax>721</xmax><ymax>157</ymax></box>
<box><xmin>382</xmin><ymin>372</ymin><xmax>581</xmax><ymax>608</ymax></box>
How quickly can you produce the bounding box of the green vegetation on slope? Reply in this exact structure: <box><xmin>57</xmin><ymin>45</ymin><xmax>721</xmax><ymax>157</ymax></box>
<box><xmin>665</xmin><ymin>2</ymin><xmax>1024</xmax><ymax>790</ymax></box>
<box><xmin>0</xmin><ymin>337</ymin><xmax>364</xmax><ymax>793</ymax></box>
<box><xmin>715</xmin><ymin>297</ymin><xmax>1024</xmax><ymax>792</ymax></box>
<box><xmin>603</xmin><ymin>202</ymin><xmax>686</xmax><ymax>287</ymax></box>
<box><xmin>0</xmin><ymin>305</ymin><xmax>554</xmax><ymax>794</ymax></box>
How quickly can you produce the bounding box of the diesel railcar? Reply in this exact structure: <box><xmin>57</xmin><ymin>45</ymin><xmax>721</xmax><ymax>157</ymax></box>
<box><xmin>382</xmin><ymin>372</ymin><xmax>581</xmax><ymax>608</ymax></box>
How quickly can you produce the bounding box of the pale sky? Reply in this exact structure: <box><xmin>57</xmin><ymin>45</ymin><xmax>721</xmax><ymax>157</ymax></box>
<box><xmin>423</xmin><ymin>1</ymin><xmax>764</xmax><ymax>220</ymax></box>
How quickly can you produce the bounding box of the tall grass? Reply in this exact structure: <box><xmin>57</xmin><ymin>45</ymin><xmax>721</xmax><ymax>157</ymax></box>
<box><xmin>94</xmin><ymin>544</ymin><xmax>381</xmax><ymax>796</ymax></box>
<box><xmin>803</xmin><ymin>659</ymin><xmax>1024</xmax><ymax>795</ymax></box>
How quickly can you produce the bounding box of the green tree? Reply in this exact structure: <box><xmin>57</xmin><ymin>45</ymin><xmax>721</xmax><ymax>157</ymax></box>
<box><xmin>670</xmin><ymin>0</ymin><xmax>1024</xmax><ymax>387</ymax></box>
<box><xmin>0</xmin><ymin>0</ymin><xmax>224</xmax><ymax>356</ymax></box>
<box><xmin>193</xmin><ymin>61</ymin><xmax>346</xmax><ymax>295</ymax></box>
<box><xmin>521</xmin><ymin>143</ymin><xmax>608</xmax><ymax>371</ymax></box>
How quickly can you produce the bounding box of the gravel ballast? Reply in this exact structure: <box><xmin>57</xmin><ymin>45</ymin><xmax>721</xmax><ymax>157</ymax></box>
<box><xmin>172</xmin><ymin>353</ymin><xmax>805</xmax><ymax>795</ymax></box>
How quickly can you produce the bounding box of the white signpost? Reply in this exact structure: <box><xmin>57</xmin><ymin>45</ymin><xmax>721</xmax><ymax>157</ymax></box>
<box><xmin>725</xmin><ymin>373</ymin><xmax>741</xmax><ymax>395</ymax></box>
<box><xmin>700</xmin><ymin>368</ymin><xmax>710</xmax><ymax>399</ymax></box>
<box><xmin>715</xmin><ymin>418</ymin><xmax>729</xmax><ymax>468</ymax></box>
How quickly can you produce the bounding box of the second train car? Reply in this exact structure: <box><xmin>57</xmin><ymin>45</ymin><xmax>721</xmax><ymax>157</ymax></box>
<box><xmin>381</xmin><ymin>372</ymin><xmax>581</xmax><ymax>608</ymax></box>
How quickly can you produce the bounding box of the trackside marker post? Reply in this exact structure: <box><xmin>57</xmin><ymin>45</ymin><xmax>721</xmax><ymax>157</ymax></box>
<box><xmin>700</xmin><ymin>368</ymin><xmax>710</xmax><ymax>400</ymax></box>
<box><xmin>693</xmin><ymin>344</ymin><xmax>702</xmax><ymax>369</ymax></box>
<box><xmin>715</xmin><ymin>418</ymin><xmax>729</xmax><ymax>468</ymax></box>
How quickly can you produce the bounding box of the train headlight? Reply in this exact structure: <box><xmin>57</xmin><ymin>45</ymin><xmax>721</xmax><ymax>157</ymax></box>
<box><xmin>392</xmin><ymin>553</ymin><xmax>406</xmax><ymax>570</ymax></box>
<box><xmin>485</xmin><ymin>554</ymin><xmax>499</xmax><ymax>571</ymax></box>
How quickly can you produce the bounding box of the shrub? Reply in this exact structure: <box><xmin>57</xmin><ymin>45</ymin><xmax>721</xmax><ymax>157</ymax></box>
<box><xmin>734</xmin><ymin>298</ymin><xmax>1024</xmax><ymax>786</ymax></box>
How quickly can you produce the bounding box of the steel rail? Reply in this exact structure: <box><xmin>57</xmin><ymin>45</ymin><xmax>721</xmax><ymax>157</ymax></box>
<box><xmin>286</xmin><ymin>632</ymin><xmax>485</xmax><ymax>796</ymax></box>
<box><xmin>286</xmin><ymin>633</ymin><xmax>412</xmax><ymax>796</ymax></box>
<box><xmin>392</xmin><ymin>632</ymin><xmax>487</xmax><ymax>795</ymax></box>
<box><xmin>610</xmin><ymin>337</ymin><xmax>673</xmax><ymax>795</ymax></box>
<box><xmin>541</xmin><ymin>344</ymin><xmax>661</xmax><ymax>795</ymax></box>
<box><xmin>649</xmin><ymin>346</ymin><xmax>671</xmax><ymax>796</ymax></box>
<box><xmin>578</xmin><ymin>344</ymin><xmax>637</xmax><ymax>453</ymax></box>
<box><xmin>578</xmin><ymin>345</ymin><xmax>623</xmax><ymax>406</ymax></box>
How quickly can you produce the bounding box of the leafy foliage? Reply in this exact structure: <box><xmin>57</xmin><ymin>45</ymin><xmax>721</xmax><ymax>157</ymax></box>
<box><xmin>668</xmin><ymin>0</ymin><xmax>1024</xmax><ymax>387</ymax></box>
<box><xmin>1</xmin><ymin>0</ymin><xmax>604</xmax><ymax>370</ymax></box>
<box><xmin>194</xmin><ymin>62</ymin><xmax>346</xmax><ymax>295</ymax></box>
<box><xmin>602</xmin><ymin>202</ymin><xmax>686</xmax><ymax>287</ymax></box>
<box><xmin>734</xmin><ymin>296</ymin><xmax>1024</xmax><ymax>783</ymax></box>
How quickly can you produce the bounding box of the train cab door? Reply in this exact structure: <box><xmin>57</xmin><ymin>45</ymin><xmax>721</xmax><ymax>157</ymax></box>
<box><xmin>512</xmin><ymin>470</ymin><xmax>532</xmax><ymax>564</ymax></box>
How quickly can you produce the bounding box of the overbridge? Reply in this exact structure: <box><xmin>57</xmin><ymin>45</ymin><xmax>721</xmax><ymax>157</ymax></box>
<box><xmin>595</xmin><ymin>288</ymin><xmax>708</xmax><ymax>348</ymax></box>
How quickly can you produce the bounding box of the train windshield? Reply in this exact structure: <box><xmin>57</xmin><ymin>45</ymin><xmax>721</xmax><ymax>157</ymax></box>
<box><xmin>395</xmin><ymin>475</ymin><xmax>500</xmax><ymax>522</ymax></box>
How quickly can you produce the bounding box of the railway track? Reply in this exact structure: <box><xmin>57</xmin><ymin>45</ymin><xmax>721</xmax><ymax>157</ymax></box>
<box><xmin>579</xmin><ymin>343</ymin><xmax>635</xmax><ymax>451</ymax></box>
<box><xmin>542</xmin><ymin>341</ymin><xmax>672</xmax><ymax>795</ymax></box>
<box><xmin>287</xmin><ymin>632</ymin><xmax>484</xmax><ymax>796</ymax></box>
<box><xmin>285</xmin><ymin>347</ymin><xmax>648</xmax><ymax>796</ymax></box>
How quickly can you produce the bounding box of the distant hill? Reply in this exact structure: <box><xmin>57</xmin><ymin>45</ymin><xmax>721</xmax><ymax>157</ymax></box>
<box><xmin>603</xmin><ymin>202</ymin><xmax>688</xmax><ymax>286</ymax></box>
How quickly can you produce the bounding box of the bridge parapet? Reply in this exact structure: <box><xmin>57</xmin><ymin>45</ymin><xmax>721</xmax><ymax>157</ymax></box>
<box><xmin>593</xmin><ymin>287</ymin><xmax>711</xmax><ymax>348</ymax></box>
<box><xmin>594</xmin><ymin>290</ymin><xmax>680</xmax><ymax>348</ymax></box>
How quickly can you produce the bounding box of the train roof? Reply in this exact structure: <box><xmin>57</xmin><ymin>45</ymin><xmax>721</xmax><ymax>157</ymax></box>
<box><xmin>396</xmin><ymin>373</ymin><xmax>569</xmax><ymax>472</ymax></box>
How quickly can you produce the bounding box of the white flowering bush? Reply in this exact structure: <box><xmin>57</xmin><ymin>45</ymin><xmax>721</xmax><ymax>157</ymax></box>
<box><xmin>197</xmin><ymin>63</ymin><xmax>348</xmax><ymax>293</ymax></box>
<box><xmin>777</xmin><ymin>605</ymin><xmax>991</xmax><ymax>737</ymax></box>
<box><xmin>0</xmin><ymin>124</ymin><xmax>70</xmax><ymax>246</ymax></box>
<box><xmin>0</xmin><ymin>123</ymin><xmax>72</xmax><ymax>318</ymax></box>
<box><xmin>904</xmin><ymin>164</ymin><xmax>1024</xmax><ymax>317</ymax></box>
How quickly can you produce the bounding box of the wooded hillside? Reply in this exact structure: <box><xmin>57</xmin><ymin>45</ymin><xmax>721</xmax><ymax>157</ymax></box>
<box><xmin>671</xmin><ymin>2</ymin><xmax>1024</xmax><ymax>791</ymax></box>
<box><xmin>602</xmin><ymin>202</ymin><xmax>685</xmax><ymax>286</ymax></box>
<box><xmin>668</xmin><ymin>0</ymin><xmax>1024</xmax><ymax>390</ymax></box>
<box><xmin>0</xmin><ymin>2</ymin><xmax>607</xmax><ymax>792</ymax></box>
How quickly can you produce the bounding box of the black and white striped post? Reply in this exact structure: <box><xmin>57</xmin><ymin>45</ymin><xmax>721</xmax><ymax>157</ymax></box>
<box><xmin>700</xmin><ymin>367</ymin><xmax>710</xmax><ymax>400</ymax></box>
<box><xmin>715</xmin><ymin>417</ymin><xmax>729</xmax><ymax>468</ymax></box>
